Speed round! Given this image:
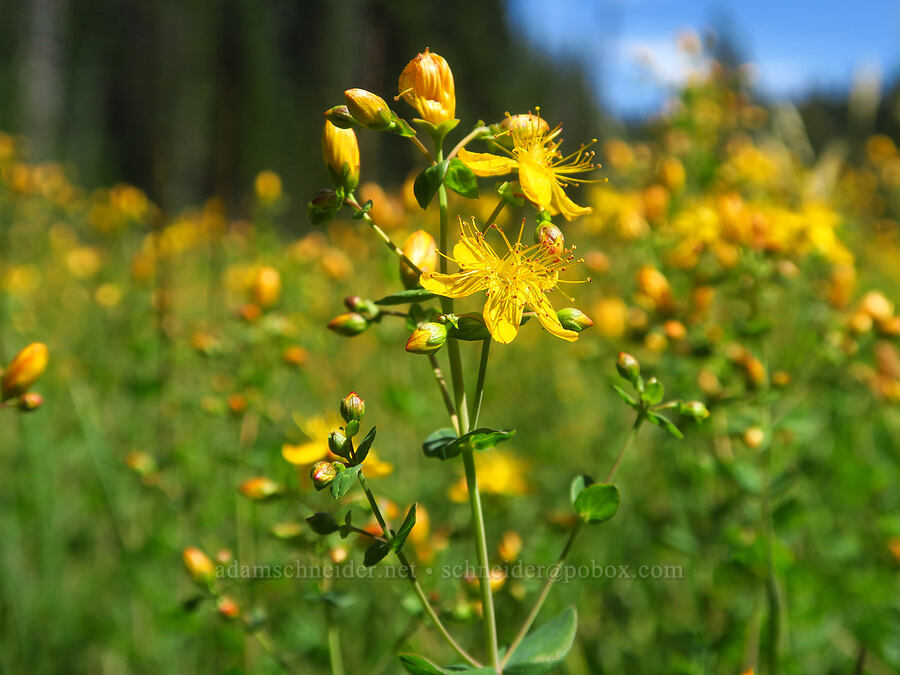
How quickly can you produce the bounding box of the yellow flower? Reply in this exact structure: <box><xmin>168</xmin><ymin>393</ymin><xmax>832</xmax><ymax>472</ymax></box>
<box><xmin>458</xmin><ymin>112</ymin><xmax>597</xmax><ymax>220</ymax></box>
<box><xmin>282</xmin><ymin>414</ymin><xmax>338</xmax><ymax>465</ymax></box>
<box><xmin>397</xmin><ymin>48</ymin><xmax>456</xmax><ymax>125</ymax></box>
<box><xmin>448</xmin><ymin>450</ymin><xmax>530</xmax><ymax>501</ymax></box>
<box><xmin>420</xmin><ymin>218</ymin><xmax>581</xmax><ymax>344</ymax></box>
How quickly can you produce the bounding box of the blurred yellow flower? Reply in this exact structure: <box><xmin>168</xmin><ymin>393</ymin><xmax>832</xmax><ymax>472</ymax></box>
<box><xmin>282</xmin><ymin>414</ymin><xmax>338</xmax><ymax>465</ymax></box>
<box><xmin>458</xmin><ymin>112</ymin><xmax>597</xmax><ymax>220</ymax></box>
<box><xmin>254</xmin><ymin>170</ymin><xmax>283</xmax><ymax>204</ymax></box>
<box><xmin>448</xmin><ymin>450</ymin><xmax>530</xmax><ymax>501</ymax></box>
<box><xmin>420</xmin><ymin>219</ymin><xmax>581</xmax><ymax>344</ymax></box>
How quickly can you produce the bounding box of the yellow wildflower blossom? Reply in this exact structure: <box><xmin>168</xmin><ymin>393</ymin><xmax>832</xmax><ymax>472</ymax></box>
<box><xmin>458</xmin><ymin>112</ymin><xmax>598</xmax><ymax>220</ymax></box>
<box><xmin>420</xmin><ymin>218</ymin><xmax>582</xmax><ymax>344</ymax></box>
<box><xmin>282</xmin><ymin>414</ymin><xmax>339</xmax><ymax>465</ymax></box>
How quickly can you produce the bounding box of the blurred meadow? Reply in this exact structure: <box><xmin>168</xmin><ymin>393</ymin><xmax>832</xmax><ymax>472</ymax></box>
<box><xmin>1</xmin><ymin>1</ymin><xmax>900</xmax><ymax>674</ymax></box>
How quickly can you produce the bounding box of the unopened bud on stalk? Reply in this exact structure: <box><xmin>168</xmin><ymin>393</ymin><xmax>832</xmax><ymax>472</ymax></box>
<box><xmin>310</xmin><ymin>461</ymin><xmax>338</xmax><ymax>490</ymax></box>
<box><xmin>252</xmin><ymin>266</ymin><xmax>281</xmax><ymax>309</ymax></box>
<box><xmin>238</xmin><ymin>476</ymin><xmax>280</xmax><ymax>501</ymax></box>
<box><xmin>534</xmin><ymin>222</ymin><xmax>565</xmax><ymax>255</ymax></box>
<box><xmin>310</xmin><ymin>188</ymin><xmax>342</xmax><ymax>210</ymax></box>
<box><xmin>343</xmin><ymin>296</ymin><xmax>379</xmax><ymax>320</ymax></box>
<box><xmin>400</xmin><ymin>230</ymin><xmax>438</xmax><ymax>289</ymax></box>
<box><xmin>344</xmin><ymin>89</ymin><xmax>394</xmax><ymax>131</ymax></box>
<box><xmin>182</xmin><ymin>547</ymin><xmax>216</xmax><ymax>586</ymax></box>
<box><xmin>2</xmin><ymin>342</ymin><xmax>48</xmax><ymax>401</ymax></box>
<box><xmin>323</xmin><ymin>105</ymin><xmax>356</xmax><ymax>129</ymax></box>
<box><xmin>327</xmin><ymin>430</ymin><xmax>351</xmax><ymax>458</ymax></box>
<box><xmin>18</xmin><ymin>392</ymin><xmax>44</xmax><ymax>412</ymax></box>
<box><xmin>398</xmin><ymin>48</ymin><xmax>456</xmax><ymax>125</ymax></box>
<box><xmin>503</xmin><ymin>113</ymin><xmax>550</xmax><ymax>141</ymax></box>
<box><xmin>340</xmin><ymin>391</ymin><xmax>366</xmax><ymax>423</ymax></box>
<box><xmin>327</xmin><ymin>312</ymin><xmax>369</xmax><ymax>336</ymax></box>
<box><xmin>616</xmin><ymin>352</ymin><xmax>641</xmax><ymax>383</ymax></box>
<box><xmin>405</xmin><ymin>322</ymin><xmax>448</xmax><ymax>354</ymax></box>
<box><xmin>679</xmin><ymin>400</ymin><xmax>710</xmax><ymax>421</ymax></box>
<box><xmin>216</xmin><ymin>595</ymin><xmax>241</xmax><ymax>620</ymax></box>
<box><xmin>556</xmin><ymin>307</ymin><xmax>594</xmax><ymax>333</ymax></box>
<box><xmin>322</xmin><ymin>120</ymin><xmax>360</xmax><ymax>192</ymax></box>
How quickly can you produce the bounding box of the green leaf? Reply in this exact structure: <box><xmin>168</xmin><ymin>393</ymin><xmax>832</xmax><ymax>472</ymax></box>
<box><xmin>393</xmin><ymin>504</ymin><xmax>417</xmax><ymax>551</ymax></box>
<box><xmin>504</xmin><ymin>607</ymin><xmax>578</xmax><ymax>674</ymax></box>
<box><xmin>344</xmin><ymin>419</ymin><xmax>359</xmax><ymax>438</ymax></box>
<box><xmin>376</xmin><ymin>289</ymin><xmax>437</xmax><ymax>305</ymax></box>
<box><xmin>330</xmin><ymin>464</ymin><xmax>361</xmax><ymax>500</ymax></box>
<box><xmin>569</xmin><ymin>475</ymin><xmax>594</xmax><ymax>506</ymax></box>
<box><xmin>422</xmin><ymin>428</ymin><xmax>459</xmax><ymax>460</ymax></box>
<box><xmin>351</xmin><ymin>200</ymin><xmax>373</xmax><ymax>219</ymax></box>
<box><xmin>646</xmin><ymin>411</ymin><xmax>684</xmax><ymax>439</ymax></box>
<box><xmin>641</xmin><ymin>377</ymin><xmax>665</xmax><ymax>405</ymax></box>
<box><xmin>413</xmin><ymin>160</ymin><xmax>449</xmax><ymax>209</ymax></box>
<box><xmin>363</xmin><ymin>540</ymin><xmax>392</xmax><ymax>567</ymax></box>
<box><xmin>573</xmin><ymin>483</ymin><xmax>620</xmax><ymax>524</ymax></box>
<box><xmin>398</xmin><ymin>653</ymin><xmax>496</xmax><ymax>675</ymax></box>
<box><xmin>354</xmin><ymin>426</ymin><xmax>376</xmax><ymax>464</ymax></box>
<box><xmin>497</xmin><ymin>181</ymin><xmax>525</xmax><ymax>207</ymax></box>
<box><xmin>611</xmin><ymin>384</ymin><xmax>638</xmax><ymax>408</ymax></box>
<box><xmin>306</xmin><ymin>512</ymin><xmax>339</xmax><ymax>535</ymax></box>
<box><xmin>390</xmin><ymin>114</ymin><xmax>416</xmax><ymax>138</ymax></box>
<box><xmin>445</xmin><ymin>158</ymin><xmax>479</xmax><ymax>199</ymax></box>
<box><xmin>449</xmin><ymin>427</ymin><xmax>515</xmax><ymax>454</ymax></box>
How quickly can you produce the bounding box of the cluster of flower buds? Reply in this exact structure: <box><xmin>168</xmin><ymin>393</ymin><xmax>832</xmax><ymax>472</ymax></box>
<box><xmin>327</xmin><ymin>296</ymin><xmax>382</xmax><ymax>337</ymax></box>
<box><xmin>1</xmin><ymin>342</ymin><xmax>48</xmax><ymax>412</ymax></box>
<box><xmin>309</xmin><ymin>391</ymin><xmax>373</xmax><ymax>490</ymax></box>
<box><xmin>614</xmin><ymin>352</ymin><xmax>709</xmax><ymax>437</ymax></box>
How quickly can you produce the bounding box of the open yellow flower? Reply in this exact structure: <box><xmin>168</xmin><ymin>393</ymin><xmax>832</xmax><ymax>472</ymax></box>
<box><xmin>458</xmin><ymin>112</ymin><xmax>598</xmax><ymax>221</ymax></box>
<box><xmin>420</xmin><ymin>218</ymin><xmax>582</xmax><ymax>344</ymax></box>
<box><xmin>282</xmin><ymin>414</ymin><xmax>337</xmax><ymax>465</ymax></box>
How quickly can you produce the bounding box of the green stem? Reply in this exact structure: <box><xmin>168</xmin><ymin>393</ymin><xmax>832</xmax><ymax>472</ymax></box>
<box><xmin>344</xmin><ymin>195</ymin><xmax>422</xmax><ymax>275</ymax></box>
<box><xmin>500</xmin><ymin>418</ymin><xmax>644</xmax><ymax>669</ymax></box>
<box><xmin>483</xmin><ymin>199</ymin><xmax>506</xmax><ymax>228</ymax></box>
<box><xmin>447</xmin><ymin>125</ymin><xmax>490</xmax><ymax>160</ymax></box>
<box><xmin>461</xmin><ymin>446</ymin><xmax>500</xmax><ymax>671</ymax></box>
<box><xmin>469</xmin><ymin>339</ymin><xmax>490</xmax><ymax>430</ymax></box>
<box><xmin>356</xmin><ymin>471</ymin><xmax>481</xmax><ymax>669</ymax></box>
<box><xmin>428</xmin><ymin>353</ymin><xmax>460</xmax><ymax>434</ymax></box>
<box><xmin>325</xmin><ymin>603</ymin><xmax>345</xmax><ymax>675</ymax></box>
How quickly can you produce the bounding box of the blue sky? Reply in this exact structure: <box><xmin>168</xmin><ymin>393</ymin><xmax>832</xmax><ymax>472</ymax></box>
<box><xmin>505</xmin><ymin>0</ymin><xmax>900</xmax><ymax>116</ymax></box>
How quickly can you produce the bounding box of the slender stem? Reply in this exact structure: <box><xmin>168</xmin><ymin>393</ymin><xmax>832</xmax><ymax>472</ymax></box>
<box><xmin>500</xmin><ymin>418</ymin><xmax>644</xmax><ymax>669</ymax></box>
<box><xmin>253</xmin><ymin>629</ymin><xmax>297</xmax><ymax>674</ymax></box>
<box><xmin>325</xmin><ymin>602</ymin><xmax>345</xmax><ymax>675</ymax></box>
<box><xmin>484</xmin><ymin>199</ymin><xmax>506</xmax><ymax>228</ymax></box>
<box><xmin>344</xmin><ymin>195</ymin><xmax>422</xmax><ymax>275</ymax></box>
<box><xmin>428</xmin><ymin>353</ymin><xmax>460</xmax><ymax>434</ymax></box>
<box><xmin>356</xmin><ymin>471</ymin><xmax>481</xmax><ymax>668</ymax></box>
<box><xmin>461</xmin><ymin>446</ymin><xmax>500</xmax><ymax>671</ymax></box>
<box><xmin>447</xmin><ymin>125</ymin><xmax>490</xmax><ymax>161</ymax></box>
<box><xmin>409</xmin><ymin>135</ymin><xmax>436</xmax><ymax>164</ymax></box>
<box><xmin>469</xmin><ymin>340</ymin><xmax>490</xmax><ymax>429</ymax></box>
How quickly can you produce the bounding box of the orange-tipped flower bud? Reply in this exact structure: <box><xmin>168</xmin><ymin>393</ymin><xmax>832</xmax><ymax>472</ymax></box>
<box><xmin>18</xmin><ymin>391</ymin><xmax>44</xmax><ymax>412</ymax></box>
<box><xmin>743</xmin><ymin>426</ymin><xmax>765</xmax><ymax>449</ymax></box>
<box><xmin>322</xmin><ymin>120</ymin><xmax>360</xmax><ymax>192</ymax></box>
<box><xmin>183</xmin><ymin>547</ymin><xmax>216</xmax><ymax>586</ymax></box>
<box><xmin>345</xmin><ymin>88</ymin><xmax>393</xmax><ymax>131</ymax></box>
<box><xmin>679</xmin><ymin>400</ymin><xmax>710</xmax><ymax>421</ymax></box>
<box><xmin>2</xmin><ymin>342</ymin><xmax>48</xmax><ymax>401</ymax></box>
<box><xmin>252</xmin><ymin>266</ymin><xmax>281</xmax><ymax>309</ymax></box>
<box><xmin>616</xmin><ymin>352</ymin><xmax>641</xmax><ymax>383</ymax></box>
<box><xmin>398</xmin><ymin>48</ymin><xmax>456</xmax><ymax>125</ymax></box>
<box><xmin>323</xmin><ymin>104</ymin><xmax>356</xmax><ymax>129</ymax></box>
<box><xmin>556</xmin><ymin>308</ymin><xmax>594</xmax><ymax>333</ymax></box>
<box><xmin>238</xmin><ymin>476</ymin><xmax>280</xmax><ymax>501</ymax></box>
<box><xmin>327</xmin><ymin>312</ymin><xmax>369</xmax><ymax>336</ymax></box>
<box><xmin>340</xmin><ymin>391</ymin><xmax>366</xmax><ymax>423</ymax></box>
<box><xmin>400</xmin><ymin>229</ymin><xmax>438</xmax><ymax>289</ymax></box>
<box><xmin>534</xmin><ymin>222</ymin><xmax>565</xmax><ymax>255</ymax></box>
<box><xmin>310</xmin><ymin>461</ymin><xmax>338</xmax><ymax>490</ymax></box>
<box><xmin>405</xmin><ymin>322</ymin><xmax>448</xmax><ymax>354</ymax></box>
<box><xmin>217</xmin><ymin>595</ymin><xmax>241</xmax><ymax>620</ymax></box>
<box><xmin>344</xmin><ymin>295</ymin><xmax>380</xmax><ymax>320</ymax></box>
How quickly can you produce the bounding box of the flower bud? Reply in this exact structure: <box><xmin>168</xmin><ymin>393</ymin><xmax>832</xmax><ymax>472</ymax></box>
<box><xmin>405</xmin><ymin>322</ymin><xmax>448</xmax><ymax>354</ymax></box>
<box><xmin>238</xmin><ymin>476</ymin><xmax>280</xmax><ymax>501</ymax></box>
<box><xmin>616</xmin><ymin>352</ymin><xmax>641</xmax><ymax>383</ymax></box>
<box><xmin>309</xmin><ymin>188</ymin><xmax>342</xmax><ymax>210</ymax></box>
<box><xmin>321</xmin><ymin>120</ymin><xmax>360</xmax><ymax>192</ymax></box>
<box><xmin>397</xmin><ymin>48</ymin><xmax>456</xmax><ymax>125</ymax></box>
<box><xmin>182</xmin><ymin>547</ymin><xmax>216</xmax><ymax>586</ymax></box>
<box><xmin>310</xmin><ymin>461</ymin><xmax>338</xmax><ymax>490</ymax></box>
<box><xmin>323</xmin><ymin>104</ymin><xmax>356</xmax><ymax>129</ymax></box>
<box><xmin>327</xmin><ymin>312</ymin><xmax>369</xmax><ymax>336</ymax></box>
<box><xmin>252</xmin><ymin>266</ymin><xmax>281</xmax><ymax>309</ymax></box>
<box><xmin>502</xmin><ymin>113</ymin><xmax>550</xmax><ymax>141</ymax></box>
<box><xmin>679</xmin><ymin>400</ymin><xmax>710</xmax><ymax>421</ymax></box>
<box><xmin>344</xmin><ymin>88</ymin><xmax>393</xmax><ymax>131</ymax></box>
<box><xmin>534</xmin><ymin>222</ymin><xmax>565</xmax><ymax>255</ymax></box>
<box><xmin>18</xmin><ymin>392</ymin><xmax>44</xmax><ymax>412</ymax></box>
<box><xmin>340</xmin><ymin>391</ymin><xmax>366</xmax><ymax>423</ymax></box>
<box><xmin>2</xmin><ymin>342</ymin><xmax>48</xmax><ymax>400</ymax></box>
<box><xmin>636</xmin><ymin>266</ymin><xmax>673</xmax><ymax>313</ymax></box>
<box><xmin>400</xmin><ymin>230</ymin><xmax>438</xmax><ymax>289</ymax></box>
<box><xmin>343</xmin><ymin>295</ymin><xmax>380</xmax><ymax>320</ymax></box>
<box><xmin>126</xmin><ymin>451</ymin><xmax>157</xmax><ymax>476</ymax></box>
<box><xmin>217</xmin><ymin>595</ymin><xmax>241</xmax><ymax>620</ymax></box>
<box><xmin>327</xmin><ymin>430</ymin><xmax>351</xmax><ymax>458</ymax></box>
<box><xmin>556</xmin><ymin>307</ymin><xmax>594</xmax><ymax>333</ymax></box>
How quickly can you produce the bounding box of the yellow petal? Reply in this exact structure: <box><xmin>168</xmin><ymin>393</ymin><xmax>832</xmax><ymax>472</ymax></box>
<box><xmin>518</xmin><ymin>159</ymin><xmax>553</xmax><ymax>210</ymax></box>
<box><xmin>483</xmin><ymin>289</ymin><xmax>524</xmax><ymax>344</ymax></box>
<box><xmin>282</xmin><ymin>442</ymin><xmax>327</xmax><ymax>465</ymax></box>
<box><xmin>524</xmin><ymin>283</ymin><xmax>578</xmax><ymax>342</ymax></box>
<box><xmin>550</xmin><ymin>180</ymin><xmax>592</xmax><ymax>221</ymax></box>
<box><xmin>457</xmin><ymin>148</ymin><xmax>518</xmax><ymax>177</ymax></box>
<box><xmin>421</xmin><ymin>271</ymin><xmax>489</xmax><ymax>298</ymax></box>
